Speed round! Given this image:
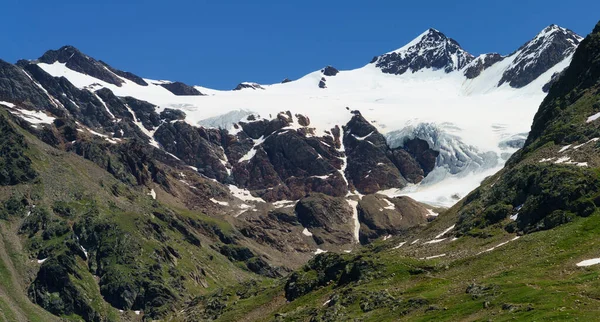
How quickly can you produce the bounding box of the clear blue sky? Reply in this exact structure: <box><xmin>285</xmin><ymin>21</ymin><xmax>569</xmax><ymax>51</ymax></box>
<box><xmin>2</xmin><ymin>0</ymin><xmax>599</xmax><ymax>90</ymax></box>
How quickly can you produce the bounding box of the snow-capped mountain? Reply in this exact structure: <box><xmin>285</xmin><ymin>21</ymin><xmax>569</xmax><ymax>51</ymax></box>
<box><xmin>1</xmin><ymin>24</ymin><xmax>582</xmax><ymax>207</ymax></box>
<box><xmin>371</xmin><ymin>28</ymin><xmax>475</xmax><ymax>75</ymax></box>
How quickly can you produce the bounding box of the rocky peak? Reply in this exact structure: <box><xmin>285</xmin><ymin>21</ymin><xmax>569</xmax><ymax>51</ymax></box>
<box><xmin>498</xmin><ymin>24</ymin><xmax>582</xmax><ymax>88</ymax></box>
<box><xmin>371</xmin><ymin>28</ymin><xmax>474</xmax><ymax>75</ymax></box>
<box><xmin>233</xmin><ymin>82</ymin><xmax>265</xmax><ymax>91</ymax></box>
<box><xmin>321</xmin><ymin>66</ymin><xmax>339</xmax><ymax>76</ymax></box>
<box><xmin>37</xmin><ymin>46</ymin><xmax>125</xmax><ymax>87</ymax></box>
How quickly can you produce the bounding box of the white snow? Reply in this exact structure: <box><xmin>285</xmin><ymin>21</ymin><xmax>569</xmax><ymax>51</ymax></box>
<box><xmin>238</xmin><ymin>136</ymin><xmax>266</xmax><ymax>163</ymax></box>
<box><xmin>382</xmin><ymin>198</ymin><xmax>395</xmax><ymax>210</ymax></box>
<box><xmin>559</xmin><ymin>145</ymin><xmax>571</xmax><ymax>153</ymax></box>
<box><xmin>554</xmin><ymin>156</ymin><xmax>572</xmax><ymax>164</ymax></box>
<box><xmin>347</xmin><ymin>199</ymin><xmax>360</xmax><ymax>243</ymax></box>
<box><xmin>421</xmin><ymin>254</ymin><xmax>447</xmax><ymax>260</ymax></box>
<box><xmin>393</xmin><ymin>242</ymin><xmax>406</xmax><ymax>249</ymax></box>
<box><xmin>383</xmin><ymin>234</ymin><xmax>392</xmax><ymax>241</ymax></box>
<box><xmin>148</xmin><ymin>189</ymin><xmax>156</xmax><ymax>200</ymax></box>
<box><xmin>477</xmin><ymin>236</ymin><xmax>520</xmax><ymax>255</ymax></box>
<box><xmin>435</xmin><ymin>225</ymin><xmax>455</xmax><ymax>239</ymax></box>
<box><xmin>574</xmin><ymin>138</ymin><xmax>599</xmax><ymax>149</ymax></box>
<box><xmin>134</xmin><ymin>310</ymin><xmax>141</xmax><ymax>315</ymax></box>
<box><xmin>424</xmin><ymin>238</ymin><xmax>447</xmax><ymax>245</ymax></box>
<box><xmin>587</xmin><ymin>112</ymin><xmax>600</xmax><ymax>123</ymax></box>
<box><xmin>37</xmin><ymin>258</ymin><xmax>47</xmax><ymax>264</ymax></box>
<box><xmin>302</xmin><ymin>228</ymin><xmax>313</xmax><ymax>237</ymax></box>
<box><xmin>209</xmin><ymin>198</ymin><xmax>229</xmax><ymax>206</ymax></box>
<box><xmin>227</xmin><ymin>185</ymin><xmax>265</xmax><ymax>202</ymax></box>
<box><xmin>576</xmin><ymin>258</ymin><xmax>600</xmax><ymax>267</ymax></box>
<box><xmin>426</xmin><ymin>209</ymin><xmax>439</xmax><ymax>217</ymax></box>
<box><xmin>411</xmin><ymin>239</ymin><xmax>420</xmax><ymax>245</ymax></box>
<box><xmin>8</xmin><ymin>108</ymin><xmax>56</xmax><ymax>125</ymax></box>
<box><xmin>314</xmin><ymin>249</ymin><xmax>327</xmax><ymax>255</ymax></box>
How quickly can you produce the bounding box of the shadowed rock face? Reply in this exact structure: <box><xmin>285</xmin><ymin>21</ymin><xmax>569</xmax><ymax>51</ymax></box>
<box><xmin>343</xmin><ymin>112</ymin><xmax>438</xmax><ymax>194</ymax></box>
<box><xmin>159</xmin><ymin>81</ymin><xmax>204</xmax><ymax>96</ymax></box>
<box><xmin>295</xmin><ymin>193</ymin><xmax>355</xmax><ymax>246</ymax></box>
<box><xmin>0</xmin><ymin>60</ymin><xmax>56</xmax><ymax>112</ymax></box>
<box><xmin>463</xmin><ymin>53</ymin><xmax>504</xmax><ymax>79</ymax></box>
<box><xmin>498</xmin><ymin>25</ymin><xmax>582</xmax><ymax>88</ymax></box>
<box><xmin>357</xmin><ymin>195</ymin><xmax>429</xmax><ymax>243</ymax></box>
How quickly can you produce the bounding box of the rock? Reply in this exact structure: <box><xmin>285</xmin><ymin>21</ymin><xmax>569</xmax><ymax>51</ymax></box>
<box><xmin>321</xmin><ymin>66</ymin><xmax>339</xmax><ymax>76</ymax></box>
<box><xmin>0</xmin><ymin>114</ymin><xmax>37</xmax><ymax>185</ymax></box>
<box><xmin>402</xmin><ymin>137</ymin><xmax>439</xmax><ymax>175</ymax></box>
<box><xmin>154</xmin><ymin>121</ymin><xmax>230</xmax><ymax>182</ymax></box>
<box><xmin>295</xmin><ymin>193</ymin><xmax>354</xmax><ymax>246</ymax></box>
<box><xmin>463</xmin><ymin>53</ymin><xmax>504</xmax><ymax>79</ymax></box>
<box><xmin>159</xmin><ymin>108</ymin><xmax>186</xmax><ymax>122</ymax></box>
<box><xmin>295</xmin><ymin>114</ymin><xmax>310</xmax><ymax>126</ymax></box>
<box><xmin>318</xmin><ymin>77</ymin><xmax>327</xmax><ymax>89</ymax></box>
<box><xmin>233</xmin><ymin>82</ymin><xmax>264</xmax><ymax>90</ymax></box>
<box><xmin>160</xmin><ymin>81</ymin><xmax>204</xmax><ymax>96</ymax></box>
<box><xmin>357</xmin><ymin>195</ymin><xmax>429</xmax><ymax>243</ymax></box>
<box><xmin>542</xmin><ymin>71</ymin><xmax>564</xmax><ymax>93</ymax></box>
<box><xmin>0</xmin><ymin>60</ymin><xmax>57</xmax><ymax>112</ymax></box>
<box><xmin>281</xmin><ymin>78</ymin><xmax>292</xmax><ymax>83</ymax></box>
<box><xmin>343</xmin><ymin>113</ymin><xmax>407</xmax><ymax>194</ymax></box>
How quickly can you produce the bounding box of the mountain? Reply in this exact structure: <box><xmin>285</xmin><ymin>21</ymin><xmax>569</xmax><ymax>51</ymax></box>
<box><xmin>176</xmin><ymin>20</ymin><xmax>600</xmax><ymax>321</ymax></box>
<box><xmin>0</xmin><ymin>22</ymin><xmax>592</xmax><ymax>321</ymax></box>
<box><xmin>370</xmin><ymin>28</ymin><xmax>475</xmax><ymax>74</ymax></box>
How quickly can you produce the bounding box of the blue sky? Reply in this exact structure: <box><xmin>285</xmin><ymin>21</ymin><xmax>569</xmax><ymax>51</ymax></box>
<box><xmin>2</xmin><ymin>0</ymin><xmax>599</xmax><ymax>89</ymax></box>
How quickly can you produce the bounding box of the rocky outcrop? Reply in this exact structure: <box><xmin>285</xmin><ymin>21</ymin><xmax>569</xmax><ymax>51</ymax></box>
<box><xmin>321</xmin><ymin>66</ymin><xmax>339</xmax><ymax>76</ymax></box>
<box><xmin>0</xmin><ymin>60</ymin><xmax>56</xmax><ymax>112</ymax></box>
<box><xmin>160</xmin><ymin>81</ymin><xmax>204</xmax><ymax>96</ymax></box>
<box><xmin>295</xmin><ymin>193</ymin><xmax>355</xmax><ymax>246</ymax></box>
<box><xmin>154</xmin><ymin>121</ymin><xmax>230</xmax><ymax>182</ymax></box>
<box><xmin>463</xmin><ymin>53</ymin><xmax>504</xmax><ymax>79</ymax></box>
<box><xmin>343</xmin><ymin>112</ymin><xmax>407</xmax><ymax>194</ymax></box>
<box><xmin>357</xmin><ymin>195</ymin><xmax>429</xmax><ymax>243</ymax></box>
<box><xmin>233</xmin><ymin>82</ymin><xmax>265</xmax><ymax>90</ymax></box>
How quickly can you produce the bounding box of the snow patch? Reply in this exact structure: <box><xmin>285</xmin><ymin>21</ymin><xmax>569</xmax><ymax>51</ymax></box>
<box><xmin>434</xmin><ymin>225</ymin><xmax>455</xmax><ymax>239</ymax></box>
<box><xmin>210</xmin><ymin>198</ymin><xmax>229</xmax><ymax>206</ymax></box>
<box><xmin>577</xmin><ymin>258</ymin><xmax>600</xmax><ymax>267</ymax></box>
<box><xmin>302</xmin><ymin>228</ymin><xmax>313</xmax><ymax>237</ymax></box>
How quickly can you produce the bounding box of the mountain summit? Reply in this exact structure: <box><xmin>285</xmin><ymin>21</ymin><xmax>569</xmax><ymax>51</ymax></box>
<box><xmin>370</xmin><ymin>28</ymin><xmax>475</xmax><ymax>75</ymax></box>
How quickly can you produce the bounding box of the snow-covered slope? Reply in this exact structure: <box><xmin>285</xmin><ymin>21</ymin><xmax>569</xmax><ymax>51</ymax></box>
<box><xmin>29</xmin><ymin>25</ymin><xmax>581</xmax><ymax>206</ymax></box>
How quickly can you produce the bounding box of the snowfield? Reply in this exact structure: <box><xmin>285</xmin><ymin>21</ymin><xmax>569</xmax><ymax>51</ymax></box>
<box><xmin>34</xmin><ymin>28</ymin><xmax>577</xmax><ymax>207</ymax></box>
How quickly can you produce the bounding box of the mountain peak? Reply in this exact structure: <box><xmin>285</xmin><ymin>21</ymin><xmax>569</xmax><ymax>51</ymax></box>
<box><xmin>371</xmin><ymin>29</ymin><xmax>474</xmax><ymax>75</ymax></box>
<box><xmin>498</xmin><ymin>24</ymin><xmax>582</xmax><ymax>88</ymax></box>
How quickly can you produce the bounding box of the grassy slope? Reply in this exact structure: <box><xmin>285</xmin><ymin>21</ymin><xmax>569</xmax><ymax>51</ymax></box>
<box><xmin>0</xmin><ymin>109</ymin><xmax>262</xmax><ymax>321</ymax></box>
